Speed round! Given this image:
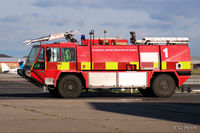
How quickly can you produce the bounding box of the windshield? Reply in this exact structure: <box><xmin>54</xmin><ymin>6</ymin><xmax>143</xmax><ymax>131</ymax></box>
<box><xmin>24</xmin><ymin>46</ymin><xmax>41</xmax><ymax>69</ymax></box>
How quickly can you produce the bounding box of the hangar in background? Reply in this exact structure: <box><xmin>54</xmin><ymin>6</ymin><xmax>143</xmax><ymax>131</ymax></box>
<box><xmin>0</xmin><ymin>57</ymin><xmax>26</xmax><ymax>70</ymax></box>
<box><xmin>191</xmin><ymin>57</ymin><xmax>200</xmax><ymax>69</ymax></box>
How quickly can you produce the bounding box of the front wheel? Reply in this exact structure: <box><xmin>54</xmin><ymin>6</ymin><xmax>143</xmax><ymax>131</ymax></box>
<box><xmin>152</xmin><ymin>74</ymin><xmax>176</xmax><ymax>98</ymax></box>
<box><xmin>58</xmin><ymin>75</ymin><xmax>82</xmax><ymax>98</ymax></box>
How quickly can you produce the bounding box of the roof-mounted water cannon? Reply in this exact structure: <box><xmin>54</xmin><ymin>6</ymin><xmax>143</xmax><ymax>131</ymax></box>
<box><xmin>24</xmin><ymin>30</ymin><xmax>80</xmax><ymax>46</ymax></box>
<box><xmin>65</xmin><ymin>30</ymin><xmax>80</xmax><ymax>42</ymax></box>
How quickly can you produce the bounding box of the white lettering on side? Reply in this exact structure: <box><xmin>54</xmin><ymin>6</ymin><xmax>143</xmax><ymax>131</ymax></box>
<box><xmin>163</xmin><ymin>48</ymin><xmax>168</xmax><ymax>58</ymax></box>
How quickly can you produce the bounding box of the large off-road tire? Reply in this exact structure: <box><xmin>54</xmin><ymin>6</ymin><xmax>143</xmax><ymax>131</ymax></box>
<box><xmin>138</xmin><ymin>87</ymin><xmax>156</xmax><ymax>97</ymax></box>
<box><xmin>58</xmin><ymin>75</ymin><xmax>82</xmax><ymax>98</ymax></box>
<box><xmin>152</xmin><ymin>74</ymin><xmax>176</xmax><ymax>98</ymax></box>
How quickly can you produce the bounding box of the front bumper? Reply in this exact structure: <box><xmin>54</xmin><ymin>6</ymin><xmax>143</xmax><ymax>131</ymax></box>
<box><xmin>177</xmin><ymin>71</ymin><xmax>191</xmax><ymax>76</ymax></box>
<box><xmin>17</xmin><ymin>69</ymin><xmax>44</xmax><ymax>88</ymax></box>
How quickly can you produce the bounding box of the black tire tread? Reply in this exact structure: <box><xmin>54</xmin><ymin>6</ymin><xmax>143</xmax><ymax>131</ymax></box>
<box><xmin>152</xmin><ymin>74</ymin><xmax>176</xmax><ymax>98</ymax></box>
<box><xmin>58</xmin><ymin>75</ymin><xmax>82</xmax><ymax>98</ymax></box>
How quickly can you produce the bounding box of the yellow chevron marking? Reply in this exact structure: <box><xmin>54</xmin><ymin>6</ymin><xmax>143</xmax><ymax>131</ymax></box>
<box><xmin>57</xmin><ymin>62</ymin><xmax>70</xmax><ymax>70</ymax></box>
<box><xmin>106</xmin><ymin>62</ymin><xmax>118</xmax><ymax>70</ymax></box>
<box><xmin>154</xmin><ymin>62</ymin><xmax>159</xmax><ymax>69</ymax></box>
<box><xmin>130</xmin><ymin>62</ymin><xmax>139</xmax><ymax>70</ymax></box>
<box><xmin>81</xmin><ymin>62</ymin><xmax>91</xmax><ymax>70</ymax></box>
<box><xmin>162</xmin><ymin>62</ymin><xmax>167</xmax><ymax>70</ymax></box>
<box><xmin>178</xmin><ymin>61</ymin><xmax>191</xmax><ymax>69</ymax></box>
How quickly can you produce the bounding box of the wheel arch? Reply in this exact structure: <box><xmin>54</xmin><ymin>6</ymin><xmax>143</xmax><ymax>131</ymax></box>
<box><xmin>151</xmin><ymin>72</ymin><xmax>178</xmax><ymax>87</ymax></box>
<box><xmin>56</xmin><ymin>72</ymin><xmax>86</xmax><ymax>89</ymax></box>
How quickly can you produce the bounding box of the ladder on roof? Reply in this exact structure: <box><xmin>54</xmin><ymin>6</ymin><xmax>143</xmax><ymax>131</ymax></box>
<box><xmin>136</xmin><ymin>37</ymin><xmax>189</xmax><ymax>45</ymax></box>
<box><xmin>24</xmin><ymin>30</ymin><xmax>80</xmax><ymax>46</ymax></box>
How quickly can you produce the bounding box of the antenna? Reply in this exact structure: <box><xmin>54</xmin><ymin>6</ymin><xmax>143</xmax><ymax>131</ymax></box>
<box><xmin>104</xmin><ymin>30</ymin><xmax>107</xmax><ymax>45</ymax></box>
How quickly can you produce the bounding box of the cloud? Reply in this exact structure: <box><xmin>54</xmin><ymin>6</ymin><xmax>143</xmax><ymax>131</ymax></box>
<box><xmin>33</xmin><ymin>0</ymin><xmax>200</xmax><ymax>11</ymax></box>
<box><xmin>32</xmin><ymin>0</ymin><xmax>104</xmax><ymax>8</ymax></box>
<box><xmin>32</xmin><ymin>0</ymin><xmax>56</xmax><ymax>7</ymax></box>
<box><xmin>99</xmin><ymin>22</ymin><xmax>123</xmax><ymax>28</ymax></box>
<box><xmin>0</xmin><ymin>15</ymin><xmax>21</xmax><ymax>23</ymax></box>
<box><xmin>33</xmin><ymin>0</ymin><xmax>163</xmax><ymax>8</ymax></box>
<box><xmin>31</xmin><ymin>13</ymin><xmax>40</xmax><ymax>17</ymax></box>
<box><xmin>0</xmin><ymin>0</ymin><xmax>200</xmax><ymax>57</ymax></box>
<box><xmin>49</xmin><ymin>19</ymin><xmax>69</xmax><ymax>27</ymax></box>
<box><xmin>33</xmin><ymin>0</ymin><xmax>200</xmax><ymax>20</ymax></box>
<box><xmin>75</xmin><ymin>21</ymin><xmax>84</xmax><ymax>27</ymax></box>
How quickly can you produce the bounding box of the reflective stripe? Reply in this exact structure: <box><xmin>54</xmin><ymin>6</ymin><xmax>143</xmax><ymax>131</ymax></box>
<box><xmin>81</xmin><ymin>62</ymin><xmax>91</xmax><ymax>70</ymax></box>
<box><xmin>106</xmin><ymin>62</ymin><xmax>118</xmax><ymax>70</ymax></box>
<box><xmin>57</xmin><ymin>62</ymin><xmax>70</xmax><ymax>70</ymax></box>
<box><xmin>130</xmin><ymin>62</ymin><xmax>139</xmax><ymax>70</ymax></box>
<box><xmin>63</xmin><ymin>49</ymin><xmax>71</xmax><ymax>61</ymax></box>
<box><xmin>178</xmin><ymin>61</ymin><xmax>191</xmax><ymax>69</ymax></box>
<box><xmin>31</xmin><ymin>62</ymin><xmax>35</xmax><ymax>70</ymax></box>
<box><xmin>162</xmin><ymin>62</ymin><xmax>167</xmax><ymax>70</ymax></box>
<box><xmin>154</xmin><ymin>62</ymin><xmax>159</xmax><ymax>69</ymax></box>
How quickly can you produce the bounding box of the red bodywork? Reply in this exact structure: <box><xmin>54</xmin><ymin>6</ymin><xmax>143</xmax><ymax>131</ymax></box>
<box><xmin>30</xmin><ymin>38</ymin><xmax>191</xmax><ymax>89</ymax></box>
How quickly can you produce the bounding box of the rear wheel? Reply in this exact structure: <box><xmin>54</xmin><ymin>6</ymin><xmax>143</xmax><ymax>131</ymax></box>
<box><xmin>58</xmin><ymin>75</ymin><xmax>82</xmax><ymax>98</ymax></box>
<box><xmin>152</xmin><ymin>74</ymin><xmax>176</xmax><ymax>98</ymax></box>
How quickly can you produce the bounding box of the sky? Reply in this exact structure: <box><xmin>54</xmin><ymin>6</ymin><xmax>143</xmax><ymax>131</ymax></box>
<box><xmin>0</xmin><ymin>0</ymin><xmax>200</xmax><ymax>57</ymax></box>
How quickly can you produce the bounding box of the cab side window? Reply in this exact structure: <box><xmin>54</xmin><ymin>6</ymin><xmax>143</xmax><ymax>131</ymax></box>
<box><xmin>37</xmin><ymin>48</ymin><xmax>45</xmax><ymax>62</ymax></box>
<box><xmin>47</xmin><ymin>47</ymin><xmax>61</xmax><ymax>62</ymax></box>
<box><xmin>34</xmin><ymin>47</ymin><xmax>45</xmax><ymax>70</ymax></box>
<box><xmin>62</xmin><ymin>48</ymin><xmax>75</xmax><ymax>62</ymax></box>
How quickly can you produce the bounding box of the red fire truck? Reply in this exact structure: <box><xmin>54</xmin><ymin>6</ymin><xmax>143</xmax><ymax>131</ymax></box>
<box><xmin>18</xmin><ymin>30</ymin><xmax>191</xmax><ymax>98</ymax></box>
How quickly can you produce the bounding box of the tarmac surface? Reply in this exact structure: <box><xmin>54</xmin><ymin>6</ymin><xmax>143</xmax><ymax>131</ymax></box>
<box><xmin>0</xmin><ymin>74</ymin><xmax>199</xmax><ymax>133</ymax></box>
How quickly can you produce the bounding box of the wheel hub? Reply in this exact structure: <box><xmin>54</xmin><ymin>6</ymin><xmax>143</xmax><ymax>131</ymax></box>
<box><xmin>68</xmin><ymin>84</ymin><xmax>73</xmax><ymax>90</ymax></box>
<box><xmin>160</xmin><ymin>80</ymin><xmax>169</xmax><ymax>90</ymax></box>
<box><xmin>63</xmin><ymin>81</ymin><xmax>75</xmax><ymax>93</ymax></box>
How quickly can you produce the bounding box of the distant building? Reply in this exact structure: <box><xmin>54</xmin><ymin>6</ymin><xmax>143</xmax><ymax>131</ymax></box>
<box><xmin>191</xmin><ymin>60</ymin><xmax>200</xmax><ymax>69</ymax></box>
<box><xmin>0</xmin><ymin>58</ymin><xmax>26</xmax><ymax>69</ymax></box>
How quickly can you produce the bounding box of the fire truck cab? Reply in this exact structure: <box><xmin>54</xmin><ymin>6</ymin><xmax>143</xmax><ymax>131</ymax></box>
<box><xmin>18</xmin><ymin>30</ymin><xmax>191</xmax><ymax>98</ymax></box>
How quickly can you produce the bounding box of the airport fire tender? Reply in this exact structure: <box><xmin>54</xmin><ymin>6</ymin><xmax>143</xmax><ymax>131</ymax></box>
<box><xmin>18</xmin><ymin>30</ymin><xmax>191</xmax><ymax>98</ymax></box>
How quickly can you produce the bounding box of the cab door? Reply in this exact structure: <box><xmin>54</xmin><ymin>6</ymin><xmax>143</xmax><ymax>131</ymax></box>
<box><xmin>45</xmin><ymin>47</ymin><xmax>61</xmax><ymax>81</ymax></box>
<box><xmin>31</xmin><ymin>47</ymin><xmax>46</xmax><ymax>84</ymax></box>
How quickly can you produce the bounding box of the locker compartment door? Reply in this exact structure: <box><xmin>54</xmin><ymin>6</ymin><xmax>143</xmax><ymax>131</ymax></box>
<box><xmin>118</xmin><ymin>72</ymin><xmax>147</xmax><ymax>88</ymax></box>
<box><xmin>139</xmin><ymin>45</ymin><xmax>160</xmax><ymax>70</ymax></box>
<box><xmin>88</xmin><ymin>72</ymin><xmax>117</xmax><ymax>88</ymax></box>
